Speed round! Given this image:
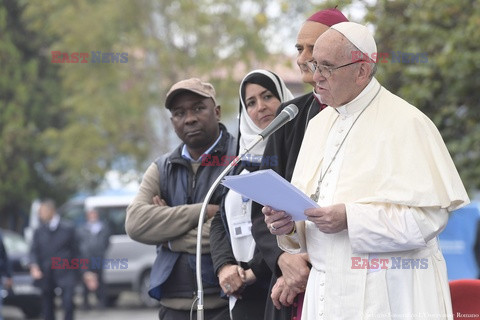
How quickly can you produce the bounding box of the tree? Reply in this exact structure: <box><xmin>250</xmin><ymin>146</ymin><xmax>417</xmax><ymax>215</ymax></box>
<box><xmin>9</xmin><ymin>0</ymin><xmax>476</xmax><ymax>230</ymax></box>
<box><xmin>23</xmin><ymin>0</ymin><xmax>152</xmax><ymax>192</ymax></box>
<box><xmin>20</xmin><ymin>0</ymin><xmax>302</xmax><ymax>191</ymax></box>
<box><xmin>1</xmin><ymin>0</ymin><xmax>306</xmax><ymax>227</ymax></box>
<box><xmin>0</xmin><ymin>0</ymin><xmax>67</xmax><ymax>228</ymax></box>
<box><xmin>364</xmin><ymin>0</ymin><xmax>480</xmax><ymax>193</ymax></box>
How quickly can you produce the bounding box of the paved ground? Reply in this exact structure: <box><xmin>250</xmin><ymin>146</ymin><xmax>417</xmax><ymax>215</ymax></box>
<box><xmin>2</xmin><ymin>292</ymin><xmax>158</xmax><ymax>320</ymax></box>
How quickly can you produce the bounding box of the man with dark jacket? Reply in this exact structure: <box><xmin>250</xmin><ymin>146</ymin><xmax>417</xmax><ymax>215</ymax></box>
<box><xmin>126</xmin><ymin>78</ymin><xmax>234</xmax><ymax>320</ymax></box>
<box><xmin>250</xmin><ymin>8</ymin><xmax>348</xmax><ymax>320</ymax></box>
<box><xmin>0</xmin><ymin>230</ymin><xmax>13</xmax><ymax>320</ymax></box>
<box><xmin>30</xmin><ymin>199</ymin><xmax>78</xmax><ymax>320</ymax></box>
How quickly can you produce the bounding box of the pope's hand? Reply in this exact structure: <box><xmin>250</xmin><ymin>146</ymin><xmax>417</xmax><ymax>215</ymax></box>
<box><xmin>304</xmin><ymin>203</ymin><xmax>347</xmax><ymax>233</ymax></box>
<box><xmin>262</xmin><ymin>206</ymin><xmax>294</xmax><ymax>235</ymax></box>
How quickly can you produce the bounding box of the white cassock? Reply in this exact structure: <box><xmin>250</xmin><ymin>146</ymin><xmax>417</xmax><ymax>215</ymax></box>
<box><xmin>278</xmin><ymin>78</ymin><xmax>470</xmax><ymax>320</ymax></box>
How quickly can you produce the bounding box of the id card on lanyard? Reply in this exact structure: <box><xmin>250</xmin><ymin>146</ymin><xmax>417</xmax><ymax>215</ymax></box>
<box><xmin>231</xmin><ymin>195</ymin><xmax>252</xmax><ymax>238</ymax></box>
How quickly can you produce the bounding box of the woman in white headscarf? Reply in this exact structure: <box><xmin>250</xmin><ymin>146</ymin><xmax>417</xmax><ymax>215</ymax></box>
<box><xmin>210</xmin><ymin>69</ymin><xmax>294</xmax><ymax>320</ymax></box>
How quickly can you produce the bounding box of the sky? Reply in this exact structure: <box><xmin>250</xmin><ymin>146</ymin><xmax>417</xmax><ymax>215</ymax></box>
<box><xmin>265</xmin><ymin>0</ymin><xmax>370</xmax><ymax>56</ymax></box>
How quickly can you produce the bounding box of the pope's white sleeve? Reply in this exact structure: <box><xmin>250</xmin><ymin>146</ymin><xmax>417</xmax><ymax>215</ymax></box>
<box><xmin>346</xmin><ymin>203</ymin><xmax>448</xmax><ymax>254</ymax></box>
<box><xmin>276</xmin><ymin>221</ymin><xmax>307</xmax><ymax>254</ymax></box>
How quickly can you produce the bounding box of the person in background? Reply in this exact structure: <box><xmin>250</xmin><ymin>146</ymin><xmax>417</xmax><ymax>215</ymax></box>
<box><xmin>125</xmin><ymin>78</ymin><xmax>235</xmax><ymax>320</ymax></box>
<box><xmin>249</xmin><ymin>8</ymin><xmax>348</xmax><ymax>320</ymax></box>
<box><xmin>0</xmin><ymin>230</ymin><xmax>13</xmax><ymax>320</ymax></box>
<box><xmin>210</xmin><ymin>69</ymin><xmax>294</xmax><ymax>320</ymax></box>
<box><xmin>264</xmin><ymin>21</ymin><xmax>469</xmax><ymax>319</ymax></box>
<box><xmin>77</xmin><ymin>208</ymin><xmax>111</xmax><ymax>310</ymax></box>
<box><xmin>474</xmin><ymin>220</ymin><xmax>480</xmax><ymax>278</ymax></box>
<box><xmin>30</xmin><ymin>199</ymin><xmax>78</xmax><ymax>320</ymax></box>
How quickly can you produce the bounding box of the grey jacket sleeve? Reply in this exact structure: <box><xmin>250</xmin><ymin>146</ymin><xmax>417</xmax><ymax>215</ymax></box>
<box><xmin>125</xmin><ymin>162</ymin><xmax>205</xmax><ymax>246</ymax></box>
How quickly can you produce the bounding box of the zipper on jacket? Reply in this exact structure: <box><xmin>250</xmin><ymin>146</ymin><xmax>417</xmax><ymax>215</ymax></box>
<box><xmin>192</xmin><ymin>172</ymin><xmax>197</xmax><ymax>190</ymax></box>
<box><xmin>187</xmin><ymin>164</ymin><xmax>200</xmax><ymax>204</ymax></box>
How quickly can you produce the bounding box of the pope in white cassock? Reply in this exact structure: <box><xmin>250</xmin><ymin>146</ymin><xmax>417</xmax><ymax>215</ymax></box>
<box><xmin>262</xmin><ymin>22</ymin><xmax>470</xmax><ymax>320</ymax></box>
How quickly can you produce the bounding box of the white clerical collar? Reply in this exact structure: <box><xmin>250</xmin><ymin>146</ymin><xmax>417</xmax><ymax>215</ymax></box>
<box><xmin>181</xmin><ymin>131</ymin><xmax>223</xmax><ymax>162</ymax></box>
<box><xmin>49</xmin><ymin>214</ymin><xmax>60</xmax><ymax>231</ymax></box>
<box><xmin>336</xmin><ymin>78</ymin><xmax>380</xmax><ymax>115</ymax></box>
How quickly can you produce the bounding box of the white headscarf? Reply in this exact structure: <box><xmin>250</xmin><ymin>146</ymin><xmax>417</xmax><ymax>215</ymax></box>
<box><xmin>238</xmin><ymin>69</ymin><xmax>294</xmax><ymax>161</ymax></box>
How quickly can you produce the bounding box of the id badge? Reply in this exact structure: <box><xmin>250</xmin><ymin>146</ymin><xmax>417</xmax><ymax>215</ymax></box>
<box><xmin>231</xmin><ymin>220</ymin><xmax>252</xmax><ymax>238</ymax></box>
<box><xmin>229</xmin><ymin>194</ymin><xmax>252</xmax><ymax>238</ymax></box>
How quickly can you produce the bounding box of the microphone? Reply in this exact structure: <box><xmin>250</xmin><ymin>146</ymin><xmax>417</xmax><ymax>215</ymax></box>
<box><xmin>194</xmin><ymin>103</ymin><xmax>298</xmax><ymax>320</ymax></box>
<box><xmin>258</xmin><ymin>104</ymin><xmax>299</xmax><ymax>139</ymax></box>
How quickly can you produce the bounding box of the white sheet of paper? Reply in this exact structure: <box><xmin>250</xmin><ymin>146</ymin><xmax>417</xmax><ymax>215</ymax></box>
<box><xmin>221</xmin><ymin>169</ymin><xmax>319</xmax><ymax>221</ymax></box>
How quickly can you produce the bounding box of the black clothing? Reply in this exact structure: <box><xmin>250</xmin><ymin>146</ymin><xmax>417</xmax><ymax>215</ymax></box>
<box><xmin>156</xmin><ymin>124</ymin><xmax>234</xmax><ymax>213</ymax></box>
<box><xmin>474</xmin><ymin>220</ymin><xmax>480</xmax><ymax>279</ymax></box>
<box><xmin>210</xmin><ymin>162</ymin><xmax>271</xmax><ymax>320</ymax></box>
<box><xmin>231</xmin><ymin>292</ymin><xmax>269</xmax><ymax>320</ymax></box>
<box><xmin>0</xmin><ymin>232</ymin><xmax>12</xmax><ymax>279</ymax></box>
<box><xmin>158</xmin><ymin>304</ymin><xmax>230</xmax><ymax>320</ymax></box>
<box><xmin>251</xmin><ymin>93</ymin><xmax>321</xmax><ymax>320</ymax></box>
<box><xmin>42</xmin><ymin>280</ymin><xmax>75</xmax><ymax>320</ymax></box>
<box><xmin>258</xmin><ymin>93</ymin><xmax>320</xmax><ymax>183</ymax></box>
<box><xmin>30</xmin><ymin>219</ymin><xmax>79</xmax><ymax>320</ymax></box>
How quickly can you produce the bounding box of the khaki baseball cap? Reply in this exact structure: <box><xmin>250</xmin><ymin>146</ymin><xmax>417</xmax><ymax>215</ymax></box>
<box><xmin>165</xmin><ymin>78</ymin><xmax>217</xmax><ymax>109</ymax></box>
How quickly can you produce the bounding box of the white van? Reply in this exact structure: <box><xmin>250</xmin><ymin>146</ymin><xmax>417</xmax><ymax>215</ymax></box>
<box><xmin>83</xmin><ymin>194</ymin><xmax>158</xmax><ymax>307</ymax></box>
<box><xmin>28</xmin><ymin>193</ymin><xmax>158</xmax><ymax>307</ymax></box>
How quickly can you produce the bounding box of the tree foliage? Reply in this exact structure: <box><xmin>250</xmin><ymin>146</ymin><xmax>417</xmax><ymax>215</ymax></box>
<box><xmin>1</xmin><ymin>0</ymin><xmax>301</xmax><ymax>226</ymax></box>
<box><xmin>363</xmin><ymin>0</ymin><xmax>480</xmax><ymax>194</ymax></box>
<box><xmin>1</xmin><ymin>0</ymin><xmax>478</xmax><ymax>228</ymax></box>
<box><xmin>0</xmin><ymin>0</ymin><xmax>66</xmax><ymax>228</ymax></box>
<box><xmin>22</xmin><ymin>0</ymin><xmax>152</xmax><ymax>192</ymax></box>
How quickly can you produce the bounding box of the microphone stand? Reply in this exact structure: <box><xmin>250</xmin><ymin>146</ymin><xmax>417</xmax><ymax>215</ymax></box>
<box><xmin>195</xmin><ymin>135</ymin><xmax>263</xmax><ymax>320</ymax></box>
